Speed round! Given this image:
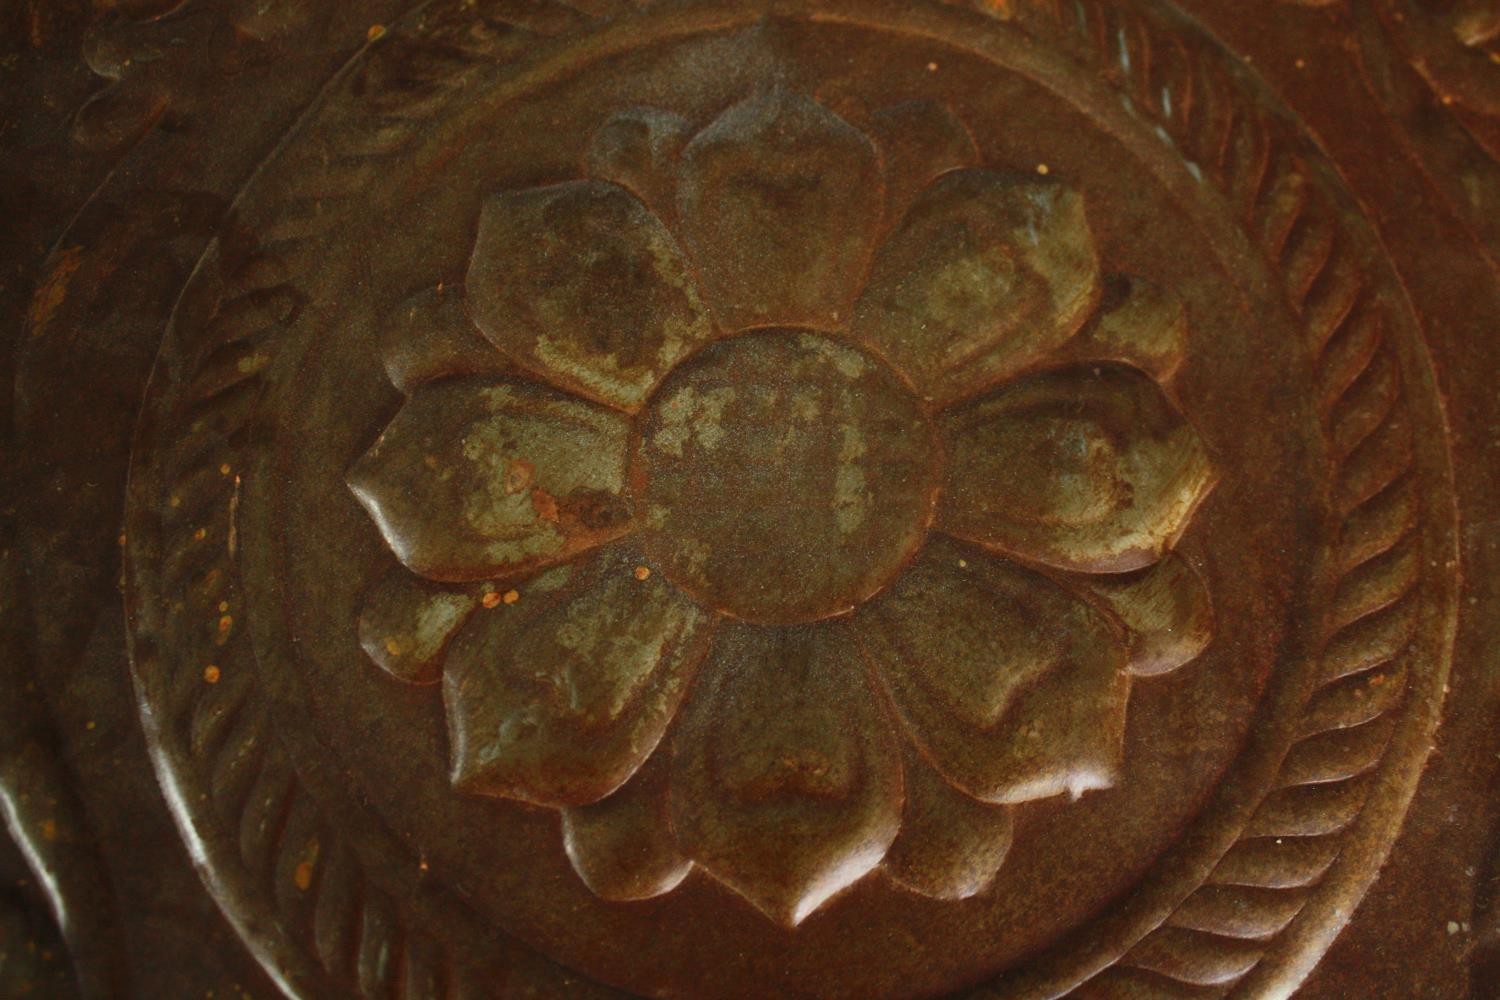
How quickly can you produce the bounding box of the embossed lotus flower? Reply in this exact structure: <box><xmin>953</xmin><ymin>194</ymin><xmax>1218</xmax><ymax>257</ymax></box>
<box><xmin>348</xmin><ymin>94</ymin><xmax>1216</xmax><ymax>926</ymax></box>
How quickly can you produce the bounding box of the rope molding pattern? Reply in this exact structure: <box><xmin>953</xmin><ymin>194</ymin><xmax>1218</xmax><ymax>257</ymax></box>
<box><xmin>120</xmin><ymin>1</ymin><xmax>1452</xmax><ymax>998</ymax></box>
<box><xmin>989</xmin><ymin>1</ymin><xmax>1440</xmax><ymax>996</ymax></box>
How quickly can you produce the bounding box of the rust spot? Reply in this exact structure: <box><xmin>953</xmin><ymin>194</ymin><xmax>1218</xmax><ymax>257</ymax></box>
<box><xmin>293</xmin><ymin>861</ymin><xmax>314</xmax><ymax>891</ymax></box>
<box><xmin>203</xmin><ymin>665</ymin><xmax>221</xmax><ymax>684</ymax></box>
<box><xmin>28</xmin><ymin>246</ymin><xmax>83</xmax><ymax>339</ymax></box>
<box><xmin>481</xmin><ymin>591</ymin><xmax>503</xmax><ymax>609</ymax></box>
<box><xmin>558</xmin><ymin>488</ymin><xmax>630</xmax><ymax>533</ymax></box>
<box><xmin>634</xmin><ymin>565</ymin><xmax>652</xmax><ymax>581</ymax></box>
<box><xmin>40</xmin><ymin>819</ymin><xmax>57</xmax><ymax>842</ymax></box>
<box><xmin>531</xmin><ymin>488</ymin><xmax>560</xmax><ymax>523</ymax></box>
<box><xmin>503</xmin><ymin>459</ymin><xmax>536</xmax><ymax>495</ymax></box>
<box><xmin>367</xmin><ymin>23</ymin><xmax>386</xmax><ymax>41</ymax></box>
<box><xmin>502</xmin><ymin>589</ymin><xmax>521</xmax><ymax>605</ymax></box>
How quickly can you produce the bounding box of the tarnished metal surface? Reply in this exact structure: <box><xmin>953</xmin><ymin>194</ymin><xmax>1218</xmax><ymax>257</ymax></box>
<box><xmin>3</xmin><ymin>1</ymin><xmax>1499</xmax><ymax>997</ymax></box>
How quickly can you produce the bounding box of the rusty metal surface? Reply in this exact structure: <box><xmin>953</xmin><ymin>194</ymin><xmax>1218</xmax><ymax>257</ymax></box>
<box><xmin>2</xmin><ymin>2</ymin><xmax>1498</xmax><ymax>998</ymax></box>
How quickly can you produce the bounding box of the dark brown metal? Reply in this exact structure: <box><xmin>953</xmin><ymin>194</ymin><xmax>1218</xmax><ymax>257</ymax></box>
<box><xmin>3</xmin><ymin>1</ymin><xmax>1498</xmax><ymax>997</ymax></box>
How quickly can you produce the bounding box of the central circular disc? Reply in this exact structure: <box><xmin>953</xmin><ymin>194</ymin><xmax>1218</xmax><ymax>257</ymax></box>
<box><xmin>635</xmin><ymin>330</ymin><xmax>940</xmax><ymax>624</ymax></box>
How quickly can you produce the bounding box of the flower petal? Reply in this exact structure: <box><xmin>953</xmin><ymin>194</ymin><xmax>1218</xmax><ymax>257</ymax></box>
<box><xmin>562</xmin><ymin>751</ymin><xmax>691</xmax><ymax>902</ymax></box>
<box><xmin>1060</xmin><ymin>275</ymin><xmax>1189</xmax><ymax>382</ymax></box>
<box><xmin>881</xmin><ymin>749</ymin><xmax>1013</xmax><ymax>901</ymax></box>
<box><xmin>678</xmin><ymin>92</ymin><xmax>883</xmax><ymax>330</ymax></box>
<box><xmin>444</xmin><ymin>550</ymin><xmax>716</xmax><ymax>807</ymax></box>
<box><xmin>852</xmin><ymin>169</ymin><xmax>1100</xmax><ymax>405</ymax></box>
<box><xmin>348</xmin><ymin>378</ymin><xmax>634</xmax><ymax>583</ymax></box>
<box><xmin>381</xmin><ymin>284</ymin><xmax>515</xmax><ymax>394</ymax></box>
<box><xmin>670</xmin><ymin>623</ymin><xmax>902</xmax><ymax>926</ymax></box>
<box><xmin>855</xmin><ymin>540</ymin><xmax>1129</xmax><ymax>804</ymax></box>
<box><xmin>1068</xmin><ymin>553</ymin><xmax>1213</xmax><ymax>677</ymax></box>
<box><xmin>866</xmin><ymin>101</ymin><xmax>979</xmax><ymax>226</ymax></box>
<box><xmin>466</xmin><ymin>180</ymin><xmax>713</xmax><ymax>410</ymax></box>
<box><xmin>584</xmin><ymin>108</ymin><xmax>690</xmax><ymax>218</ymax></box>
<box><xmin>357</xmin><ymin>568</ymin><xmax>478</xmax><ymax>685</ymax></box>
<box><xmin>939</xmin><ymin>364</ymin><xmax>1215</xmax><ymax>574</ymax></box>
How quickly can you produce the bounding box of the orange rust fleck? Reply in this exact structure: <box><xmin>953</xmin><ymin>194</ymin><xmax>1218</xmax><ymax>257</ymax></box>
<box><xmin>169</xmin><ymin>495</ymin><xmax>182</xmax><ymax>508</ymax></box>
<box><xmin>193</xmin><ymin>527</ymin><xmax>208</xmax><ymax>541</ymax></box>
<box><xmin>293</xmin><ymin>861</ymin><xmax>314</xmax><ymax>891</ymax></box>
<box><xmin>219</xmin><ymin>463</ymin><xmax>232</xmax><ymax>476</ymax></box>
<box><xmin>1036</xmin><ymin>163</ymin><xmax>1050</xmax><ymax>175</ymax></box>
<box><xmin>384</xmin><ymin>637</ymin><xmax>403</xmax><ymax>656</ymax></box>
<box><xmin>502</xmin><ymin>589</ymin><xmax>521</xmax><ymax>605</ymax></box>
<box><xmin>634</xmin><ymin>566</ymin><xmax>652</xmax><ymax>581</ymax></box>
<box><xmin>367</xmin><ymin>23</ymin><xmax>387</xmax><ymax>41</ymax></box>
<box><xmin>503</xmin><ymin>459</ymin><xmax>536</xmax><ymax>495</ymax></box>
<box><xmin>218</xmin><ymin>601</ymin><xmax>230</xmax><ymax>613</ymax></box>
<box><xmin>27</xmin><ymin>246</ymin><xmax>83</xmax><ymax>340</ymax></box>
<box><xmin>203</xmin><ymin>665</ymin><xmax>222</xmax><ymax>684</ymax></box>
<box><xmin>481</xmin><ymin>591</ymin><xmax>502</xmax><ymax>609</ymax></box>
<box><xmin>40</xmin><ymin>819</ymin><xmax>57</xmax><ymax>842</ymax></box>
<box><xmin>118</xmin><ymin>533</ymin><xmax>127</xmax><ymax>547</ymax></box>
<box><xmin>218</xmin><ymin>615</ymin><xmax>233</xmax><ymax>634</ymax></box>
<box><xmin>531</xmin><ymin>488</ymin><xmax>560</xmax><ymax>523</ymax></box>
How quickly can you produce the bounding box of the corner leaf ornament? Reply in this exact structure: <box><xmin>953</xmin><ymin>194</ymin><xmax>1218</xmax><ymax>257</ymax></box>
<box><xmin>347</xmin><ymin>94</ymin><xmax>1217</xmax><ymax>926</ymax></box>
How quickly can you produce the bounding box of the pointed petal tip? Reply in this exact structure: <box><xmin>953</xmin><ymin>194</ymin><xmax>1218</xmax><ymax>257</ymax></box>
<box><xmin>357</xmin><ymin>570</ymin><xmax>477</xmax><ymax>685</ymax></box>
<box><xmin>560</xmin><ymin>752</ymin><xmax>694</xmax><ymax>903</ymax></box>
<box><xmin>718</xmin><ymin>842</ymin><xmax>887</xmax><ymax>929</ymax></box>
<box><xmin>561</xmin><ymin>819</ymin><xmax>693</xmax><ymax>903</ymax></box>
<box><xmin>669</xmin><ymin>625</ymin><xmax>902</xmax><ymax>926</ymax></box>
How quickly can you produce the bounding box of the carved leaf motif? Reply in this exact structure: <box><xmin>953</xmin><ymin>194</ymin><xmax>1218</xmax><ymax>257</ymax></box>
<box><xmin>856</xmin><ymin>539</ymin><xmax>1131</xmax><ymax>804</ymax></box>
<box><xmin>357</xmin><ymin>569</ymin><xmax>478</xmax><ymax>685</ymax></box>
<box><xmin>347</xmin><ymin>378</ymin><xmax>634</xmax><ymax>583</ymax></box>
<box><xmin>444</xmin><ymin>551</ymin><xmax>716</xmax><ymax>807</ymax></box>
<box><xmin>669</xmin><ymin>623</ymin><xmax>903</xmax><ymax>926</ymax></box>
<box><xmin>467</xmin><ymin>180</ymin><xmax>714</xmax><ymax>410</ymax></box>
<box><xmin>1062</xmin><ymin>275</ymin><xmax>1191</xmax><ymax>381</ymax></box>
<box><xmin>562</xmin><ymin>752</ymin><xmax>691</xmax><ymax>902</ymax></box>
<box><xmin>1068</xmin><ymin>553</ymin><xmax>1215</xmax><ymax>677</ymax></box>
<box><xmin>881</xmin><ymin>749</ymin><xmax>1015</xmax><ymax>900</ymax></box>
<box><xmin>678</xmin><ymin>92</ymin><xmax>885</xmax><ymax>330</ymax></box>
<box><xmin>852</xmin><ymin>169</ymin><xmax>1101</xmax><ymax>405</ymax></box>
<box><xmin>940</xmin><ymin>364</ymin><xmax>1216</xmax><ymax>574</ymax></box>
<box><xmin>342</xmin><ymin>91</ymin><xmax>1219</xmax><ymax>926</ymax></box>
<box><xmin>380</xmin><ymin>284</ymin><xmax>515</xmax><ymax>393</ymax></box>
